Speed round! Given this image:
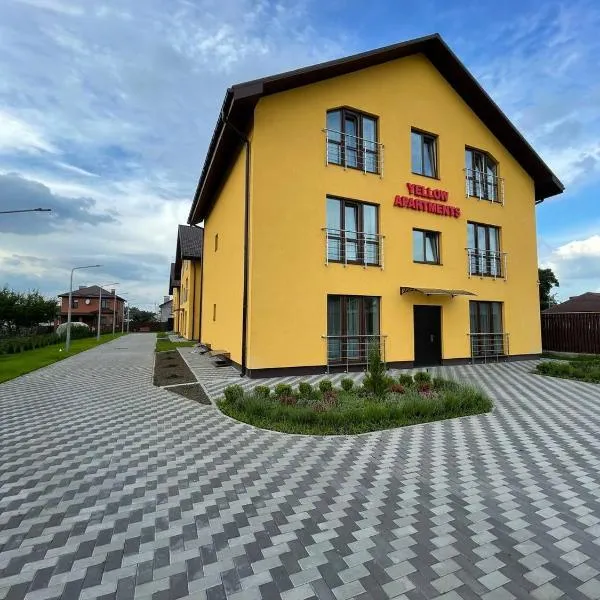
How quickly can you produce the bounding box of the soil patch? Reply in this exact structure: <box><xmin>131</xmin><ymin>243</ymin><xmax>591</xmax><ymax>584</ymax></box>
<box><xmin>153</xmin><ymin>350</ymin><xmax>196</xmax><ymax>386</ymax></box>
<box><xmin>167</xmin><ymin>383</ymin><xmax>211</xmax><ymax>405</ymax></box>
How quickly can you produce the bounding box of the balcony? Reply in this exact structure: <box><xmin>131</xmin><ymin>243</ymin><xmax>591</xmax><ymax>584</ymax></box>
<box><xmin>467</xmin><ymin>249</ymin><xmax>507</xmax><ymax>279</ymax></box>
<box><xmin>324</xmin><ymin>228</ymin><xmax>384</xmax><ymax>268</ymax></box>
<box><xmin>464</xmin><ymin>168</ymin><xmax>505</xmax><ymax>204</ymax></box>
<box><xmin>323</xmin><ymin>334</ymin><xmax>387</xmax><ymax>372</ymax></box>
<box><xmin>324</xmin><ymin>129</ymin><xmax>384</xmax><ymax>176</ymax></box>
<box><xmin>468</xmin><ymin>332</ymin><xmax>509</xmax><ymax>362</ymax></box>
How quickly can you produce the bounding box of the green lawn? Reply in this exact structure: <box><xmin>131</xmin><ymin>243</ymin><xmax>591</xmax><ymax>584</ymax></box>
<box><xmin>155</xmin><ymin>337</ymin><xmax>197</xmax><ymax>352</ymax></box>
<box><xmin>535</xmin><ymin>354</ymin><xmax>600</xmax><ymax>383</ymax></box>
<box><xmin>0</xmin><ymin>333</ymin><xmax>125</xmax><ymax>384</ymax></box>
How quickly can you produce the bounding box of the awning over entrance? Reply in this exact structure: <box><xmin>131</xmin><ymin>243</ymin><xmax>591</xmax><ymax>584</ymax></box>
<box><xmin>400</xmin><ymin>287</ymin><xmax>476</xmax><ymax>297</ymax></box>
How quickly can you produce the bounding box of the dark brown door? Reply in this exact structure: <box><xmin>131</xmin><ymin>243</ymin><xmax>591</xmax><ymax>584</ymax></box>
<box><xmin>413</xmin><ymin>306</ymin><xmax>442</xmax><ymax>367</ymax></box>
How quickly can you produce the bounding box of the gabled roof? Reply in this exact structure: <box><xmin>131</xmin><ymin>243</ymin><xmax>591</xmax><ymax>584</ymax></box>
<box><xmin>543</xmin><ymin>292</ymin><xmax>600</xmax><ymax>314</ymax></box>
<box><xmin>58</xmin><ymin>285</ymin><xmax>124</xmax><ymax>300</ymax></box>
<box><xmin>169</xmin><ymin>263</ymin><xmax>180</xmax><ymax>294</ymax></box>
<box><xmin>178</xmin><ymin>225</ymin><xmax>203</xmax><ymax>260</ymax></box>
<box><xmin>188</xmin><ymin>33</ymin><xmax>564</xmax><ymax>224</ymax></box>
<box><xmin>172</xmin><ymin>225</ymin><xmax>203</xmax><ymax>283</ymax></box>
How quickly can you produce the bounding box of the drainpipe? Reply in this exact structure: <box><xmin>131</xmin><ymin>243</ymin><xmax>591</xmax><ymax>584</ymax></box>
<box><xmin>222</xmin><ymin>114</ymin><xmax>250</xmax><ymax>377</ymax></box>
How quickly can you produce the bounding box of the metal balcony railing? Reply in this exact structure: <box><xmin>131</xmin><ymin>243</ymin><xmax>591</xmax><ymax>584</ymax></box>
<box><xmin>464</xmin><ymin>168</ymin><xmax>505</xmax><ymax>204</ymax></box>
<box><xmin>323</xmin><ymin>228</ymin><xmax>384</xmax><ymax>268</ymax></box>
<box><xmin>324</xmin><ymin>129</ymin><xmax>384</xmax><ymax>176</ymax></box>
<box><xmin>468</xmin><ymin>332</ymin><xmax>509</xmax><ymax>362</ymax></box>
<box><xmin>323</xmin><ymin>334</ymin><xmax>387</xmax><ymax>372</ymax></box>
<box><xmin>467</xmin><ymin>248</ymin><xmax>507</xmax><ymax>279</ymax></box>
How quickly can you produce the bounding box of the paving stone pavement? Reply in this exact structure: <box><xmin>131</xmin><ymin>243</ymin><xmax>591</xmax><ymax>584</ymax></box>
<box><xmin>2</xmin><ymin>335</ymin><xmax>600</xmax><ymax>600</ymax></box>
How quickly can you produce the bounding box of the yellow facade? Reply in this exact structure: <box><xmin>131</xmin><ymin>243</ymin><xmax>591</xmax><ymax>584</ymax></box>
<box><xmin>196</xmin><ymin>45</ymin><xmax>560</xmax><ymax>375</ymax></box>
<box><xmin>200</xmin><ymin>146</ymin><xmax>247</xmax><ymax>363</ymax></box>
<box><xmin>178</xmin><ymin>259</ymin><xmax>202</xmax><ymax>340</ymax></box>
<box><xmin>172</xmin><ymin>287</ymin><xmax>181</xmax><ymax>334</ymax></box>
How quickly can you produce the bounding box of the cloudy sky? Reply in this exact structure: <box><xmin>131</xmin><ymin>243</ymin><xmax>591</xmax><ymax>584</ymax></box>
<box><xmin>0</xmin><ymin>0</ymin><xmax>599</xmax><ymax>308</ymax></box>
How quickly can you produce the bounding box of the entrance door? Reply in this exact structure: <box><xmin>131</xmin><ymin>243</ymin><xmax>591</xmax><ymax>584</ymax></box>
<box><xmin>413</xmin><ymin>306</ymin><xmax>442</xmax><ymax>367</ymax></box>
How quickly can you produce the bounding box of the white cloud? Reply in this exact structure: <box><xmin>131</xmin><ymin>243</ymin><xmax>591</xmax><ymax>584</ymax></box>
<box><xmin>10</xmin><ymin>0</ymin><xmax>83</xmax><ymax>15</ymax></box>
<box><xmin>0</xmin><ymin>110</ymin><xmax>57</xmax><ymax>154</ymax></box>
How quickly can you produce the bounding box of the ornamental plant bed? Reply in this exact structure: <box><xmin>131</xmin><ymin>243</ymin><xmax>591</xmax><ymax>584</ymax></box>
<box><xmin>153</xmin><ymin>350</ymin><xmax>196</xmax><ymax>387</ymax></box>
<box><xmin>535</xmin><ymin>356</ymin><xmax>600</xmax><ymax>383</ymax></box>
<box><xmin>217</xmin><ymin>346</ymin><xmax>492</xmax><ymax>435</ymax></box>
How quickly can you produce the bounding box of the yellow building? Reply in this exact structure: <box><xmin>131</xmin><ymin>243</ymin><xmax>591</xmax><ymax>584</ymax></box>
<box><xmin>170</xmin><ymin>225</ymin><xmax>203</xmax><ymax>340</ymax></box>
<box><xmin>187</xmin><ymin>34</ymin><xmax>563</xmax><ymax>377</ymax></box>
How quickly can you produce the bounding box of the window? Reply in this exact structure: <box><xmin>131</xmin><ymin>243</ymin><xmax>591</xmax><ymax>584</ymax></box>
<box><xmin>215</xmin><ymin>233</ymin><xmax>219</xmax><ymax>252</ymax></box>
<box><xmin>326</xmin><ymin>196</ymin><xmax>380</xmax><ymax>265</ymax></box>
<box><xmin>469</xmin><ymin>301</ymin><xmax>505</xmax><ymax>356</ymax></box>
<box><xmin>413</xmin><ymin>229</ymin><xmax>440</xmax><ymax>264</ymax></box>
<box><xmin>411</xmin><ymin>130</ymin><xmax>437</xmax><ymax>178</ymax></box>
<box><xmin>467</xmin><ymin>222</ymin><xmax>502</xmax><ymax>277</ymax></box>
<box><xmin>101</xmin><ymin>299</ymin><xmax>109</xmax><ymax>309</ymax></box>
<box><xmin>71</xmin><ymin>299</ymin><xmax>79</xmax><ymax>309</ymax></box>
<box><xmin>326</xmin><ymin>108</ymin><xmax>379</xmax><ymax>173</ymax></box>
<box><xmin>465</xmin><ymin>148</ymin><xmax>499</xmax><ymax>201</ymax></box>
<box><xmin>327</xmin><ymin>295</ymin><xmax>380</xmax><ymax>364</ymax></box>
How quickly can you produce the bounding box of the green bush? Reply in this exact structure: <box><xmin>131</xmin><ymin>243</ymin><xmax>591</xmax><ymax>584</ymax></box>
<box><xmin>298</xmin><ymin>382</ymin><xmax>313</xmax><ymax>397</ymax></box>
<box><xmin>318</xmin><ymin>379</ymin><xmax>333</xmax><ymax>393</ymax></box>
<box><xmin>362</xmin><ymin>343</ymin><xmax>389</xmax><ymax>398</ymax></box>
<box><xmin>414</xmin><ymin>371</ymin><xmax>431</xmax><ymax>384</ymax></box>
<box><xmin>253</xmin><ymin>385</ymin><xmax>271</xmax><ymax>399</ymax></box>
<box><xmin>536</xmin><ymin>359</ymin><xmax>600</xmax><ymax>383</ymax></box>
<box><xmin>340</xmin><ymin>378</ymin><xmax>354</xmax><ymax>392</ymax></box>
<box><xmin>224</xmin><ymin>384</ymin><xmax>245</xmax><ymax>406</ymax></box>
<box><xmin>397</xmin><ymin>373</ymin><xmax>414</xmax><ymax>386</ymax></box>
<box><xmin>274</xmin><ymin>383</ymin><xmax>293</xmax><ymax>397</ymax></box>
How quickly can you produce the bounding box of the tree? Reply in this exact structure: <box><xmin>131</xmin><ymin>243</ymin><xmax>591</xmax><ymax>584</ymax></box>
<box><xmin>539</xmin><ymin>268</ymin><xmax>559</xmax><ymax>311</ymax></box>
<box><xmin>0</xmin><ymin>287</ymin><xmax>57</xmax><ymax>331</ymax></box>
<box><xmin>128</xmin><ymin>307</ymin><xmax>156</xmax><ymax>323</ymax></box>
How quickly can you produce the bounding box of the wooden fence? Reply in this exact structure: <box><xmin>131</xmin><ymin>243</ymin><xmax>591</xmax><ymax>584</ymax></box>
<box><xmin>541</xmin><ymin>312</ymin><xmax>600</xmax><ymax>354</ymax></box>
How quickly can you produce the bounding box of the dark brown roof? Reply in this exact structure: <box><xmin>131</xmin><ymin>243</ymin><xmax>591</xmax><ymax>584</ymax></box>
<box><xmin>543</xmin><ymin>292</ymin><xmax>600</xmax><ymax>314</ymax></box>
<box><xmin>58</xmin><ymin>285</ymin><xmax>124</xmax><ymax>300</ymax></box>
<box><xmin>188</xmin><ymin>33</ymin><xmax>564</xmax><ymax>224</ymax></box>
<box><xmin>178</xmin><ymin>225</ymin><xmax>203</xmax><ymax>260</ymax></box>
<box><xmin>169</xmin><ymin>263</ymin><xmax>180</xmax><ymax>294</ymax></box>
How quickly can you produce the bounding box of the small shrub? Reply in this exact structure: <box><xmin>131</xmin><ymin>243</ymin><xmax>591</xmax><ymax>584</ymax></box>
<box><xmin>254</xmin><ymin>385</ymin><xmax>271</xmax><ymax>400</ymax></box>
<box><xmin>363</xmin><ymin>343</ymin><xmax>389</xmax><ymax>398</ymax></box>
<box><xmin>274</xmin><ymin>383</ymin><xmax>293</xmax><ymax>397</ymax></box>
<box><xmin>397</xmin><ymin>373</ymin><xmax>414</xmax><ymax>386</ymax></box>
<box><xmin>414</xmin><ymin>371</ymin><xmax>431</xmax><ymax>384</ymax></box>
<box><xmin>224</xmin><ymin>384</ymin><xmax>244</xmax><ymax>406</ymax></box>
<box><xmin>390</xmin><ymin>383</ymin><xmax>405</xmax><ymax>394</ymax></box>
<box><xmin>418</xmin><ymin>382</ymin><xmax>432</xmax><ymax>394</ymax></box>
<box><xmin>279</xmin><ymin>395</ymin><xmax>297</xmax><ymax>406</ymax></box>
<box><xmin>340</xmin><ymin>377</ymin><xmax>354</xmax><ymax>392</ymax></box>
<box><xmin>318</xmin><ymin>379</ymin><xmax>333</xmax><ymax>393</ymax></box>
<box><xmin>432</xmin><ymin>377</ymin><xmax>446</xmax><ymax>390</ymax></box>
<box><xmin>322</xmin><ymin>390</ymin><xmax>338</xmax><ymax>407</ymax></box>
<box><xmin>298</xmin><ymin>382</ymin><xmax>313</xmax><ymax>397</ymax></box>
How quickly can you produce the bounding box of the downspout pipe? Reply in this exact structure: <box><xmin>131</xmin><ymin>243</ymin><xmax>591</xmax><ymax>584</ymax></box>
<box><xmin>221</xmin><ymin>113</ymin><xmax>250</xmax><ymax>377</ymax></box>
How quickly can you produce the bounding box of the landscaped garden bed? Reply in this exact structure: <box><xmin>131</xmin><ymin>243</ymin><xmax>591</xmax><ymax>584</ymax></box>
<box><xmin>535</xmin><ymin>354</ymin><xmax>600</xmax><ymax>383</ymax></box>
<box><xmin>155</xmin><ymin>336</ymin><xmax>197</xmax><ymax>353</ymax></box>
<box><xmin>217</xmin><ymin>348</ymin><xmax>492</xmax><ymax>435</ymax></box>
<box><xmin>153</xmin><ymin>350</ymin><xmax>196</xmax><ymax>386</ymax></box>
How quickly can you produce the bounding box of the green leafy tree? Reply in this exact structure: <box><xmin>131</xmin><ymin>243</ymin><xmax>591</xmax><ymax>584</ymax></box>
<box><xmin>539</xmin><ymin>268</ymin><xmax>559</xmax><ymax>311</ymax></box>
<box><xmin>363</xmin><ymin>342</ymin><xmax>389</xmax><ymax>398</ymax></box>
<box><xmin>128</xmin><ymin>307</ymin><xmax>156</xmax><ymax>323</ymax></box>
<box><xmin>0</xmin><ymin>287</ymin><xmax>57</xmax><ymax>330</ymax></box>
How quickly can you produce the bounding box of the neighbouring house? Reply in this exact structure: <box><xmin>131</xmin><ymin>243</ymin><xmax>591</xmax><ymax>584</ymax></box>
<box><xmin>168</xmin><ymin>225</ymin><xmax>203</xmax><ymax>340</ymax></box>
<box><xmin>543</xmin><ymin>292</ymin><xmax>600</xmax><ymax>314</ymax></box>
<box><xmin>183</xmin><ymin>33</ymin><xmax>563</xmax><ymax>377</ymax></box>
<box><xmin>159</xmin><ymin>295</ymin><xmax>173</xmax><ymax>330</ymax></box>
<box><xmin>541</xmin><ymin>292</ymin><xmax>600</xmax><ymax>354</ymax></box>
<box><xmin>57</xmin><ymin>285</ymin><xmax>125</xmax><ymax>332</ymax></box>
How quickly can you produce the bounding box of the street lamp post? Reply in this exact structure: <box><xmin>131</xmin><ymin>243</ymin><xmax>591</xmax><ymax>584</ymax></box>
<box><xmin>118</xmin><ymin>293</ymin><xmax>130</xmax><ymax>334</ymax></box>
<box><xmin>112</xmin><ymin>289</ymin><xmax>118</xmax><ymax>336</ymax></box>
<box><xmin>0</xmin><ymin>208</ymin><xmax>52</xmax><ymax>214</ymax></box>
<box><xmin>97</xmin><ymin>282</ymin><xmax>119</xmax><ymax>341</ymax></box>
<box><xmin>66</xmin><ymin>264</ymin><xmax>102</xmax><ymax>351</ymax></box>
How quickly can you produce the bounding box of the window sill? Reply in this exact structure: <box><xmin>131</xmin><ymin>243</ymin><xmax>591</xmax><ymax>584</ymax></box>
<box><xmin>327</xmin><ymin>161</ymin><xmax>380</xmax><ymax>176</ymax></box>
<box><xmin>411</xmin><ymin>171</ymin><xmax>440</xmax><ymax>181</ymax></box>
<box><xmin>466</xmin><ymin>194</ymin><xmax>502</xmax><ymax>204</ymax></box>
<box><xmin>413</xmin><ymin>260</ymin><xmax>442</xmax><ymax>266</ymax></box>
<box><xmin>327</xmin><ymin>260</ymin><xmax>382</xmax><ymax>268</ymax></box>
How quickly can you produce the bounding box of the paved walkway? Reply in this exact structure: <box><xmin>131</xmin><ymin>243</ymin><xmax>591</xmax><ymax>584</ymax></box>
<box><xmin>2</xmin><ymin>335</ymin><xmax>600</xmax><ymax>600</ymax></box>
